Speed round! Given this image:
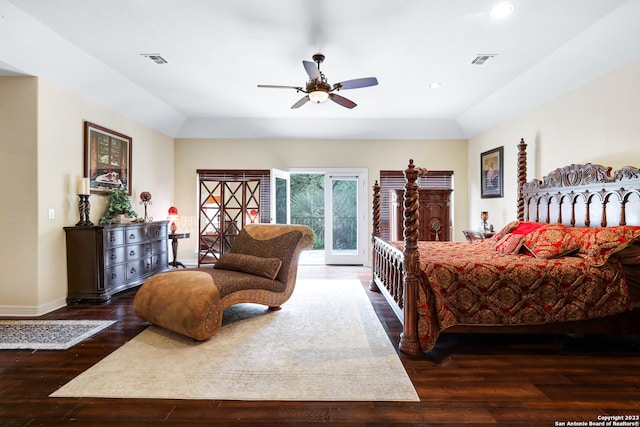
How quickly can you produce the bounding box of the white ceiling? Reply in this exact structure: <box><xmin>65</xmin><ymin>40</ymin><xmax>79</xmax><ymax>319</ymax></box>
<box><xmin>1</xmin><ymin>0</ymin><xmax>639</xmax><ymax>140</ymax></box>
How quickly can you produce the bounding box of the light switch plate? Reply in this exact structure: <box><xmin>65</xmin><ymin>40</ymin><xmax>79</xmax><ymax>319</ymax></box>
<box><xmin>48</xmin><ymin>208</ymin><xmax>55</xmax><ymax>220</ymax></box>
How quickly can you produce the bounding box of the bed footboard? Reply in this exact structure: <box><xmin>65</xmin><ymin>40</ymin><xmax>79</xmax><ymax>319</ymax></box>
<box><xmin>372</xmin><ymin>237</ymin><xmax>405</xmax><ymax>322</ymax></box>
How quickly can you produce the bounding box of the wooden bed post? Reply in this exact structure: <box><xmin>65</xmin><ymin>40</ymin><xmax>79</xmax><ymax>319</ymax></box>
<box><xmin>399</xmin><ymin>159</ymin><xmax>423</xmax><ymax>356</ymax></box>
<box><xmin>370</xmin><ymin>180</ymin><xmax>381</xmax><ymax>291</ymax></box>
<box><xmin>517</xmin><ymin>138</ymin><xmax>527</xmax><ymax>221</ymax></box>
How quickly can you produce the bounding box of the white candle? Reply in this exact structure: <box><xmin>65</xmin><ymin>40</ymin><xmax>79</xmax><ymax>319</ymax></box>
<box><xmin>77</xmin><ymin>177</ymin><xmax>90</xmax><ymax>194</ymax></box>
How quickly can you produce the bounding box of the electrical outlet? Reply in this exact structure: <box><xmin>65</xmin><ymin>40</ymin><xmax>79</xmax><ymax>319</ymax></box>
<box><xmin>48</xmin><ymin>208</ymin><xmax>55</xmax><ymax>220</ymax></box>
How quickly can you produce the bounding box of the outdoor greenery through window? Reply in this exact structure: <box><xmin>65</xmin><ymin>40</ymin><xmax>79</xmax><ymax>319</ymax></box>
<box><xmin>290</xmin><ymin>174</ymin><xmax>325</xmax><ymax>250</ymax></box>
<box><xmin>290</xmin><ymin>174</ymin><xmax>359</xmax><ymax>252</ymax></box>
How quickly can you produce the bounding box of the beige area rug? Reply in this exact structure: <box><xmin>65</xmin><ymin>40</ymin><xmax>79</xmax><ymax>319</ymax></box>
<box><xmin>50</xmin><ymin>279</ymin><xmax>419</xmax><ymax>401</ymax></box>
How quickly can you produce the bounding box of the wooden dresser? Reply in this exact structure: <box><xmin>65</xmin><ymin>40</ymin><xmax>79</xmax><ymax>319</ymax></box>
<box><xmin>390</xmin><ymin>189</ymin><xmax>452</xmax><ymax>241</ymax></box>
<box><xmin>64</xmin><ymin>221</ymin><xmax>169</xmax><ymax>303</ymax></box>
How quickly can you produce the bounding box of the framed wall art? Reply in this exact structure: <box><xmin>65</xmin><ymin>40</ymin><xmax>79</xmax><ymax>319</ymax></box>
<box><xmin>84</xmin><ymin>121</ymin><xmax>132</xmax><ymax>195</ymax></box>
<box><xmin>480</xmin><ymin>146</ymin><xmax>503</xmax><ymax>198</ymax></box>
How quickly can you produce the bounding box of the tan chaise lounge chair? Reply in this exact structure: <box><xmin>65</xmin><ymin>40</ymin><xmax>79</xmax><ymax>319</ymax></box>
<box><xmin>133</xmin><ymin>223</ymin><xmax>314</xmax><ymax>340</ymax></box>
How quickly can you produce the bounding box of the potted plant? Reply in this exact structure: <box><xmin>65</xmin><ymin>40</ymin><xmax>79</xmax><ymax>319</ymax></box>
<box><xmin>99</xmin><ymin>188</ymin><xmax>140</xmax><ymax>225</ymax></box>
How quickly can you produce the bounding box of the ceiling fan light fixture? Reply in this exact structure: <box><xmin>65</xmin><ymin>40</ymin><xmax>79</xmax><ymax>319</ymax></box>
<box><xmin>490</xmin><ymin>3</ymin><xmax>514</xmax><ymax>19</ymax></box>
<box><xmin>309</xmin><ymin>89</ymin><xmax>329</xmax><ymax>103</ymax></box>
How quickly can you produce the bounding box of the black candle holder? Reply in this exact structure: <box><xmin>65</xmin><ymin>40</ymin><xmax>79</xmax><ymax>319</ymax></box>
<box><xmin>139</xmin><ymin>191</ymin><xmax>153</xmax><ymax>222</ymax></box>
<box><xmin>76</xmin><ymin>194</ymin><xmax>94</xmax><ymax>226</ymax></box>
<box><xmin>140</xmin><ymin>199</ymin><xmax>153</xmax><ymax>222</ymax></box>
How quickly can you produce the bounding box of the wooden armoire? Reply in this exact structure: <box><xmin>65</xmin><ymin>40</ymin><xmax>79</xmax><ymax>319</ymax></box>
<box><xmin>389</xmin><ymin>188</ymin><xmax>452</xmax><ymax>241</ymax></box>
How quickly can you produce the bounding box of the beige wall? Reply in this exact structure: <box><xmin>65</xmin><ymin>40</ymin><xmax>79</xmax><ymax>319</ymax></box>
<box><xmin>173</xmin><ymin>138</ymin><xmax>469</xmax><ymax>263</ymax></box>
<box><xmin>0</xmin><ymin>77</ymin><xmax>38</xmax><ymax>309</ymax></box>
<box><xmin>0</xmin><ymin>77</ymin><xmax>174</xmax><ymax>315</ymax></box>
<box><xmin>468</xmin><ymin>58</ymin><xmax>640</xmax><ymax>232</ymax></box>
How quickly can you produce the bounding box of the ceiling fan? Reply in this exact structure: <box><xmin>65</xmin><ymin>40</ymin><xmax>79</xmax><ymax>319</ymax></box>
<box><xmin>257</xmin><ymin>54</ymin><xmax>378</xmax><ymax>109</ymax></box>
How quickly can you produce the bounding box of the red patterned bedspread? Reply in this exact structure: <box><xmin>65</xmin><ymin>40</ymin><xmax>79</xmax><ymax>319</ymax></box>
<box><xmin>395</xmin><ymin>240</ymin><xmax>637</xmax><ymax>351</ymax></box>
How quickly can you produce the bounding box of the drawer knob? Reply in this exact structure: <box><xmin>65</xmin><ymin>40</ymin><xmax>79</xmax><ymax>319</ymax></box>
<box><xmin>129</xmin><ymin>233</ymin><xmax>135</xmax><ymax>240</ymax></box>
<box><xmin>130</xmin><ymin>267</ymin><xmax>136</xmax><ymax>274</ymax></box>
<box><xmin>111</xmin><ymin>273</ymin><xmax>117</xmax><ymax>279</ymax></box>
<box><xmin>111</xmin><ymin>253</ymin><xmax>118</xmax><ymax>260</ymax></box>
<box><xmin>130</xmin><ymin>250</ymin><xmax>136</xmax><ymax>256</ymax></box>
<box><xmin>110</xmin><ymin>235</ymin><xmax>116</xmax><ymax>242</ymax></box>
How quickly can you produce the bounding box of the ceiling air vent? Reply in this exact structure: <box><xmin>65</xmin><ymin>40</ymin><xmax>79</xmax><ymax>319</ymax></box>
<box><xmin>472</xmin><ymin>54</ymin><xmax>496</xmax><ymax>65</ymax></box>
<box><xmin>141</xmin><ymin>54</ymin><xmax>168</xmax><ymax>64</ymax></box>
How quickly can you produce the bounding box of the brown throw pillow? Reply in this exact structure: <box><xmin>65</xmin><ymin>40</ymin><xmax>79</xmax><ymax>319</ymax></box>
<box><xmin>229</xmin><ymin>229</ymin><xmax>302</xmax><ymax>283</ymax></box>
<box><xmin>214</xmin><ymin>253</ymin><xmax>282</xmax><ymax>280</ymax></box>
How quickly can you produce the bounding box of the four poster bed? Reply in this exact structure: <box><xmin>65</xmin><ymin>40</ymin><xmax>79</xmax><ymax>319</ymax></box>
<box><xmin>371</xmin><ymin>138</ymin><xmax>640</xmax><ymax>355</ymax></box>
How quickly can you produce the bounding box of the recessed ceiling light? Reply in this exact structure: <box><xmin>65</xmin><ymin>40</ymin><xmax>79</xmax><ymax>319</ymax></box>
<box><xmin>429</xmin><ymin>83</ymin><xmax>442</xmax><ymax>89</ymax></box>
<box><xmin>490</xmin><ymin>3</ymin><xmax>514</xmax><ymax>19</ymax></box>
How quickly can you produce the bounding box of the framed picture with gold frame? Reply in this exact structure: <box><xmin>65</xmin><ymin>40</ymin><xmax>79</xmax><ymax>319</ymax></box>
<box><xmin>480</xmin><ymin>146</ymin><xmax>503</xmax><ymax>198</ymax></box>
<box><xmin>84</xmin><ymin>121</ymin><xmax>132</xmax><ymax>195</ymax></box>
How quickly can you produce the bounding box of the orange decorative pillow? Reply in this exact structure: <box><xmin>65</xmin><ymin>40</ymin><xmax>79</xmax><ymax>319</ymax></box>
<box><xmin>522</xmin><ymin>223</ymin><xmax>581</xmax><ymax>259</ymax></box>
<box><xmin>494</xmin><ymin>233</ymin><xmax>525</xmax><ymax>255</ymax></box>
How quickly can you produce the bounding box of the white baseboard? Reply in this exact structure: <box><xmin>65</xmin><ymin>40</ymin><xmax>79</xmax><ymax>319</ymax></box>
<box><xmin>0</xmin><ymin>298</ymin><xmax>67</xmax><ymax>317</ymax></box>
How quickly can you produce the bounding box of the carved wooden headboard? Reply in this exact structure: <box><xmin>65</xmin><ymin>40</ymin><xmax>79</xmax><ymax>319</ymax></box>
<box><xmin>517</xmin><ymin>139</ymin><xmax>640</xmax><ymax>227</ymax></box>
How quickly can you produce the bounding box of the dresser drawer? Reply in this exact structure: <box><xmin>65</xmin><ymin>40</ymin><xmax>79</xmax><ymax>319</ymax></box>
<box><xmin>104</xmin><ymin>246</ymin><xmax>126</xmax><ymax>267</ymax></box>
<box><xmin>127</xmin><ymin>243</ymin><xmax>152</xmax><ymax>261</ymax></box>
<box><xmin>126</xmin><ymin>258</ymin><xmax>154</xmax><ymax>282</ymax></box>
<box><xmin>151</xmin><ymin>239</ymin><xmax>167</xmax><ymax>255</ymax></box>
<box><xmin>150</xmin><ymin>225</ymin><xmax>167</xmax><ymax>240</ymax></box>
<box><xmin>124</xmin><ymin>227</ymin><xmax>148</xmax><ymax>244</ymax></box>
<box><xmin>154</xmin><ymin>253</ymin><xmax>168</xmax><ymax>270</ymax></box>
<box><xmin>105</xmin><ymin>229</ymin><xmax>124</xmax><ymax>248</ymax></box>
<box><xmin>105</xmin><ymin>264</ymin><xmax>126</xmax><ymax>288</ymax></box>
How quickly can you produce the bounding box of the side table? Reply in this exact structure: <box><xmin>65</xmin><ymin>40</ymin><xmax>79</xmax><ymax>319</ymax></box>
<box><xmin>462</xmin><ymin>230</ymin><xmax>495</xmax><ymax>242</ymax></box>
<box><xmin>168</xmin><ymin>232</ymin><xmax>190</xmax><ymax>268</ymax></box>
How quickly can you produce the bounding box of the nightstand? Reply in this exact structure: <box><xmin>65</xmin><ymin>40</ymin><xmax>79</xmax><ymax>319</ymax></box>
<box><xmin>463</xmin><ymin>230</ymin><xmax>495</xmax><ymax>241</ymax></box>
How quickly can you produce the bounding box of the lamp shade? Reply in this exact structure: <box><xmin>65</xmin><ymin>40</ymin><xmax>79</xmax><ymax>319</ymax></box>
<box><xmin>309</xmin><ymin>90</ymin><xmax>329</xmax><ymax>103</ymax></box>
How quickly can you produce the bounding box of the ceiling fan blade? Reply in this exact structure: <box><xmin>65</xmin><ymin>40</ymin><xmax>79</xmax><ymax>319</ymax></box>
<box><xmin>303</xmin><ymin>60</ymin><xmax>321</xmax><ymax>81</ymax></box>
<box><xmin>291</xmin><ymin>95</ymin><xmax>310</xmax><ymax>109</ymax></box>
<box><xmin>257</xmin><ymin>84</ymin><xmax>303</xmax><ymax>90</ymax></box>
<box><xmin>329</xmin><ymin>93</ymin><xmax>357</xmax><ymax>109</ymax></box>
<box><xmin>334</xmin><ymin>77</ymin><xmax>378</xmax><ymax>90</ymax></box>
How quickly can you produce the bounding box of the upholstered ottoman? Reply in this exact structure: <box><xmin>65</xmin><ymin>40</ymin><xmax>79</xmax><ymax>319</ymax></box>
<box><xmin>133</xmin><ymin>270</ymin><xmax>224</xmax><ymax>341</ymax></box>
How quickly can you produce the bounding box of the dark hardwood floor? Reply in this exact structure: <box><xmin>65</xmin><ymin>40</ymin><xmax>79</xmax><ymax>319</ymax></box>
<box><xmin>1</xmin><ymin>265</ymin><xmax>639</xmax><ymax>426</ymax></box>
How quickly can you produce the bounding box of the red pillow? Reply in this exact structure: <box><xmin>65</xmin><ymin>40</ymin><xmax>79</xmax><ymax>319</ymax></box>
<box><xmin>494</xmin><ymin>233</ymin><xmax>525</xmax><ymax>255</ymax></box>
<box><xmin>512</xmin><ymin>221</ymin><xmax>544</xmax><ymax>235</ymax></box>
<box><xmin>492</xmin><ymin>221</ymin><xmax>544</xmax><ymax>242</ymax></box>
<box><xmin>522</xmin><ymin>223</ymin><xmax>581</xmax><ymax>259</ymax></box>
<box><xmin>570</xmin><ymin>226</ymin><xmax>640</xmax><ymax>266</ymax></box>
